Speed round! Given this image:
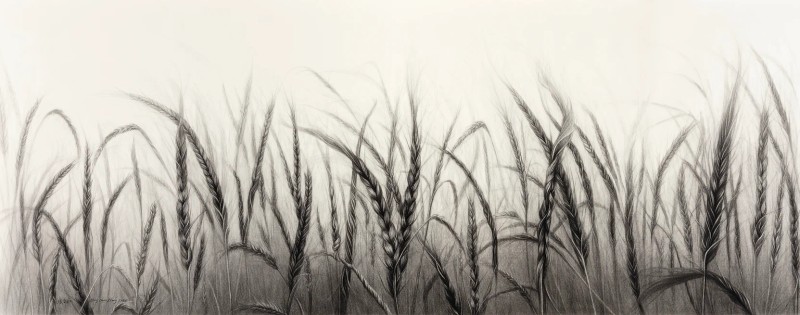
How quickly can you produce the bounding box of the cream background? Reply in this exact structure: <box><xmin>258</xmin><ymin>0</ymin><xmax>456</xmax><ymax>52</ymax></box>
<box><xmin>1</xmin><ymin>2</ymin><xmax>800</xmax><ymax>306</ymax></box>
<box><xmin>1</xmin><ymin>0</ymin><xmax>798</xmax><ymax>132</ymax></box>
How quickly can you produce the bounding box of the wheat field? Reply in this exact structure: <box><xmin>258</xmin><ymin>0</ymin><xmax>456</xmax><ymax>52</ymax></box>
<box><xmin>0</xmin><ymin>48</ymin><xmax>797</xmax><ymax>315</ymax></box>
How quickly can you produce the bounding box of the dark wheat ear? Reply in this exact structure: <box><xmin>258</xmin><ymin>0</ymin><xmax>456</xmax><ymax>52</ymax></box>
<box><xmin>383</xmin><ymin>104</ymin><xmax>402</xmax><ymax>211</ymax></box>
<box><xmin>509</xmin><ymin>81</ymin><xmax>577</xmax><ymax>314</ymax></box>
<box><xmin>286</xmin><ymin>170</ymin><xmax>313</xmax><ymax>314</ymax></box>
<box><xmin>49</xmin><ymin>250</ymin><xmax>61</xmax><ymax>315</ymax></box>
<box><xmin>80</xmin><ymin>147</ymin><xmax>94</xmax><ymax>281</ymax></box>
<box><xmin>769</xmin><ymin>172</ymin><xmax>786</xmax><ymax>282</ymax></box>
<box><xmin>420</xmin><ymin>240</ymin><xmax>462</xmax><ymax>315</ymax></box>
<box><xmin>544</xmin><ymin>89</ymin><xmax>597</xmax><ymax>311</ymax></box>
<box><xmin>16</xmin><ymin>99</ymin><xmax>42</xmax><ymax>253</ymax></box>
<box><xmin>623</xmin><ymin>154</ymin><xmax>644</xmax><ymax>314</ymax></box>
<box><xmin>305</xmin><ymin>116</ymin><xmax>400</xmax><ymax>310</ymax></box>
<box><xmin>192</xmin><ymin>234</ymin><xmax>207</xmax><ymax>294</ymax></box>
<box><xmin>466</xmin><ymin>199</ymin><xmax>480</xmax><ymax>315</ymax></box>
<box><xmin>131</xmin><ymin>145</ymin><xmax>144</xmax><ymax>227</ymax></box>
<box><xmin>650</xmin><ymin>123</ymin><xmax>694</xmax><ymax>241</ymax></box>
<box><xmin>338</xmin><ymin>110</ymin><xmax>371</xmax><ymax>315</ymax></box>
<box><xmin>501</xmin><ymin>113</ymin><xmax>530</xmax><ymax>235</ymax></box>
<box><xmin>698</xmin><ymin>71</ymin><xmax>740</xmax><ymax>315</ymax></box>
<box><xmin>41</xmin><ymin>213</ymin><xmax>93</xmax><ymax>315</ymax></box>
<box><xmin>246</xmin><ymin>99</ymin><xmax>276</xmax><ymax>248</ymax></box>
<box><xmin>754</xmin><ymin>51</ymin><xmax>792</xmax><ymax>146</ymax></box>
<box><xmin>391</xmin><ymin>91</ymin><xmax>423</xmax><ymax>306</ymax></box>
<box><xmin>15</xmin><ymin>98</ymin><xmax>41</xmax><ymax>187</ymax></box>
<box><xmin>576</xmin><ymin>126</ymin><xmax>621</xmax><ymax>252</ymax></box>
<box><xmin>139</xmin><ymin>276</ymin><xmax>159</xmax><ymax>315</ymax></box>
<box><xmin>729</xmin><ymin>173</ymin><xmax>744</xmax><ymax>262</ymax></box>
<box><xmin>496</xmin><ymin>269</ymin><xmax>536</xmax><ymax>313</ymax></box>
<box><xmin>701</xmin><ymin>72</ymin><xmax>739</xmax><ymax>268</ymax></box>
<box><xmin>175</xmin><ymin>120</ymin><xmax>193</xmax><ymax>274</ymax></box>
<box><xmin>32</xmin><ymin>161</ymin><xmax>76</xmax><ymax>264</ymax></box>
<box><xmin>135</xmin><ymin>204</ymin><xmax>158</xmax><ymax>293</ymax></box>
<box><xmin>263</xmin><ymin>158</ymin><xmax>291</xmax><ymax>250</ymax></box>
<box><xmin>676</xmin><ymin>167</ymin><xmax>693</xmax><ymax>254</ymax></box>
<box><xmin>752</xmin><ymin>110</ymin><xmax>770</xmax><ymax>257</ymax></box>
<box><xmin>128</xmin><ymin>93</ymin><xmax>229</xmax><ymax>239</ymax></box>
<box><xmin>771</xmin><ymin>127</ymin><xmax>800</xmax><ymax>305</ymax></box>
<box><xmin>159</xmin><ymin>210</ymin><xmax>169</xmax><ymax>269</ymax></box>
<box><xmin>443</xmin><ymin>150</ymin><xmax>498</xmax><ymax>276</ymax></box>
<box><xmin>42</xmin><ymin>109</ymin><xmax>80</xmax><ymax>156</ymax></box>
<box><xmin>325</xmin><ymin>156</ymin><xmax>341</xmax><ymax>255</ymax></box>
<box><xmin>291</xmin><ymin>107</ymin><xmax>302</xmax><ymax>213</ymax></box>
<box><xmin>227</xmin><ymin>243</ymin><xmax>278</xmax><ymax>270</ymax></box>
<box><xmin>564</xmin><ymin>138</ymin><xmax>595</xmax><ymax>243</ymax></box>
<box><xmin>100</xmin><ymin>176</ymin><xmax>133</xmax><ymax>262</ymax></box>
<box><xmin>451</xmin><ymin>121</ymin><xmax>489</xmax><ymax>153</ymax></box>
<box><xmin>234</xmin><ymin>171</ymin><xmax>246</xmax><ymax>243</ymax></box>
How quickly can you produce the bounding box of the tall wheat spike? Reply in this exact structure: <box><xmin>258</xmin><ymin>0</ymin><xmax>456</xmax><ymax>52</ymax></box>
<box><xmin>325</xmin><ymin>157</ymin><xmax>341</xmax><ymax>255</ymax></box>
<box><xmin>48</xmin><ymin>250</ymin><xmax>61</xmax><ymax>315</ymax></box>
<box><xmin>245</xmin><ymin>99</ymin><xmax>276</xmax><ymax>245</ymax></box>
<box><xmin>135</xmin><ymin>204</ymin><xmax>158</xmax><ymax>307</ymax></box>
<box><xmin>700</xmin><ymin>73</ymin><xmax>740</xmax><ymax>313</ymax></box>
<box><xmin>752</xmin><ymin>111</ymin><xmax>771</xmax><ymax>256</ymax></box>
<box><xmin>508</xmin><ymin>81</ymin><xmax>577</xmax><ymax>313</ymax></box>
<box><xmin>338</xmin><ymin>109</ymin><xmax>371</xmax><ymax>314</ymax></box>
<box><xmin>174</xmin><ymin>115</ymin><xmax>193</xmax><ymax>308</ymax></box>
<box><xmin>305</xmin><ymin>128</ymin><xmax>399</xmax><ymax>310</ymax></box>
<box><xmin>623</xmin><ymin>154</ymin><xmax>645</xmax><ymax>314</ymax></box>
<box><xmin>80</xmin><ymin>148</ymin><xmax>94</xmax><ymax>283</ymax></box>
<box><xmin>650</xmin><ymin>124</ymin><xmax>694</xmax><ymax>241</ymax></box>
<box><xmin>42</xmin><ymin>213</ymin><xmax>93</xmax><ymax>315</ymax></box>
<box><xmin>286</xmin><ymin>171</ymin><xmax>312</xmax><ymax>314</ymax></box>
<box><xmin>16</xmin><ymin>99</ymin><xmax>41</xmax><ymax>253</ymax></box>
<box><xmin>390</xmin><ymin>91</ymin><xmax>422</xmax><ymax>310</ymax></box>
<box><xmin>466</xmin><ymin>199</ymin><xmax>480</xmax><ymax>315</ymax></box>
<box><xmin>127</xmin><ymin>94</ymin><xmax>230</xmax><ymax>237</ymax></box>
<box><xmin>677</xmin><ymin>167</ymin><xmax>693</xmax><ymax>254</ymax></box>
<box><xmin>32</xmin><ymin>162</ymin><xmax>76</xmax><ymax>264</ymax></box>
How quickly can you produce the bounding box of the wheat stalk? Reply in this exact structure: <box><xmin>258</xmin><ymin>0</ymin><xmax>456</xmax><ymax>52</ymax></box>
<box><xmin>700</xmin><ymin>72</ymin><xmax>739</xmax><ymax>314</ymax></box>
<box><xmin>16</xmin><ymin>99</ymin><xmax>41</xmax><ymax>253</ymax></box>
<box><xmin>99</xmin><ymin>176</ymin><xmax>132</xmax><ymax>262</ymax></box>
<box><xmin>467</xmin><ymin>199</ymin><xmax>480</xmax><ymax>315</ymax></box>
<box><xmin>135</xmin><ymin>204</ymin><xmax>158</xmax><ymax>307</ymax></box>
<box><xmin>325</xmin><ymin>157</ymin><xmax>341</xmax><ymax>255</ymax></box>
<box><xmin>286</xmin><ymin>171</ymin><xmax>312</xmax><ymax>314</ymax></box>
<box><xmin>41</xmin><ymin>213</ymin><xmax>93</xmax><ymax>315</ymax></box>
<box><xmin>421</xmin><ymin>240</ymin><xmax>462</xmax><ymax>315</ymax></box>
<box><xmin>623</xmin><ymin>154</ymin><xmax>645</xmax><ymax>314</ymax></box>
<box><xmin>49</xmin><ymin>250</ymin><xmax>61</xmax><ymax>315</ymax></box>
<box><xmin>390</xmin><ymin>95</ymin><xmax>422</xmax><ymax>310</ymax></box>
<box><xmin>80</xmin><ymin>148</ymin><xmax>94</xmax><ymax>283</ymax></box>
<box><xmin>32</xmin><ymin>162</ymin><xmax>76</xmax><ymax>264</ymax></box>
<box><xmin>650</xmin><ymin>124</ymin><xmax>694</xmax><ymax>242</ymax></box>
<box><xmin>338</xmin><ymin>111</ymin><xmax>371</xmax><ymax>314</ymax></box>
<box><xmin>245</xmin><ymin>100</ymin><xmax>276</xmax><ymax>246</ymax></box>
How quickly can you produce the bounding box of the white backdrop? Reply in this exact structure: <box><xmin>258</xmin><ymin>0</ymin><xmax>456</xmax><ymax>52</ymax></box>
<box><xmin>1</xmin><ymin>1</ymin><xmax>800</xmax><ymax>312</ymax></box>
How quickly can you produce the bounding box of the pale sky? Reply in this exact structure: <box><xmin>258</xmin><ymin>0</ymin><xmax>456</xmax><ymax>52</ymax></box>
<box><xmin>1</xmin><ymin>0</ymin><xmax>800</xmax><ymax>192</ymax></box>
<box><xmin>1</xmin><ymin>0</ymin><xmax>798</xmax><ymax>129</ymax></box>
